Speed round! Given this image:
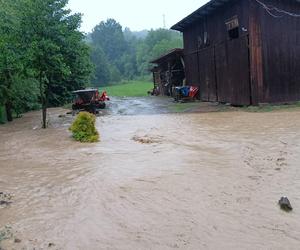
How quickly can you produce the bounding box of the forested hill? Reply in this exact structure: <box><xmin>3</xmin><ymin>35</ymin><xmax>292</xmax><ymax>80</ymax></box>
<box><xmin>89</xmin><ymin>19</ymin><xmax>183</xmax><ymax>86</ymax></box>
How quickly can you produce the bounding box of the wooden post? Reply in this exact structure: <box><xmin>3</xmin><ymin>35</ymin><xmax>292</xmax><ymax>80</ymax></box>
<box><xmin>249</xmin><ymin>0</ymin><xmax>264</xmax><ymax>105</ymax></box>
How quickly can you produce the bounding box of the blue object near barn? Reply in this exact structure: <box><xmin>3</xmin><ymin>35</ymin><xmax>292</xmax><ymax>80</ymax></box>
<box><xmin>175</xmin><ymin>86</ymin><xmax>190</xmax><ymax>97</ymax></box>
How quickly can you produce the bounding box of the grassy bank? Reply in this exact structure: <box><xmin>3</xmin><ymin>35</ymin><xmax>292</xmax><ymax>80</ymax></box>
<box><xmin>99</xmin><ymin>81</ymin><xmax>153</xmax><ymax>97</ymax></box>
<box><xmin>168</xmin><ymin>102</ymin><xmax>202</xmax><ymax>113</ymax></box>
<box><xmin>243</xmin><ymin>102</ymin><xmax>300</xmax><ymax>112</ymax></box>
<box><xmin>0</xmin><ymin>106</ymin><xmax>6</xmax><ymax>124</ymax></box>
<box><xmin>168</xmin><ymin>101</ymin><xmax>300</xmax><ymax>114</ymax></box>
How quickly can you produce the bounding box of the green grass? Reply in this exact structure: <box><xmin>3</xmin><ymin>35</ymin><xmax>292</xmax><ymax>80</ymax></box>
<box><xmin>0</xmin><ymin>226</ymin><xmax>13</xmax><ymax>243</ymax></box>
<box><xmin>168</xmin><ymin>102</ymin><xmax>201</xmax><ymax>113</ymax></box>
<box><xmin>99</xmin><ymin>81</ymin><xmax>153</xmax><ymax>97</ymax></box>
<box><xmin>243</xmin><ymin>102</ymin><xmax>300</xmax><ymax>112</ymax></box>
<box><xmin>0</xmin><ymin>105</ymin><xmax>6</xmax><ymax>124</ymax></box>
<box><xmin>63</xmin><ymin>103</ymin><xmax>72</xmax><ymax>109</ymax></box>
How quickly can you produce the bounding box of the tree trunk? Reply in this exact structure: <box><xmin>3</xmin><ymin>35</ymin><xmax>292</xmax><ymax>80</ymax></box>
<box><xmin>4</xmin><ymin>68</ymin><xmax>13</xmax><ymax>122</ymax></box>
<box><xmin>41</xmin><ymin>87</ymin><xmax>49</xmax><ymax>129</ymax></box>
<box><xmin>5</xmin><ymin>101</ymin><xmax>13</xmax><ymax>122</ymax></box>
<box><xmin>39</xmin><ymin>71</ymin><xmax>48</xmax><ymax>129</ymax></box>
<box><xmin>42</xmin><ymin>99</ymin><xmax>47</xmax><ymax>129</ymax></box>
<box><xmin>41</xmin><ymin>83</ymin><xmax>50</xmax><ymax>129</ymax></box>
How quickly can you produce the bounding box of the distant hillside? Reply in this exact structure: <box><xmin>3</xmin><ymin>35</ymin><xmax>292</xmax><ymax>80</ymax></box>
<box><xmin>89</xmin><ymin>19</ymin><xmax>183</xmax><ymax>86</ymax></box>
<box><xmin>131</xmin><ymin>30</ymin><xmax>149</xmax><ymax>39</ymax></box>
<box><xmin>123</xmin><ymin>28</ymin><xmax>149</xmax><ymax>41</ymax></box>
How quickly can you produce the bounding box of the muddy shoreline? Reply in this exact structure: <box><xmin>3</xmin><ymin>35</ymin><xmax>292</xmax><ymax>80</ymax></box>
<box><xmin>1</xmin><ymin>98</ymin><xmax>300</xmax><ymax>249</ymax></box>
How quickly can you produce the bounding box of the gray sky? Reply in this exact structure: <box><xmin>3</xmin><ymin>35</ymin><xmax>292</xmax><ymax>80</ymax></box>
<box><xmin>67</xmin><ymin>0</ymin><xmax>209</xmax><ymax>33</ymax></box>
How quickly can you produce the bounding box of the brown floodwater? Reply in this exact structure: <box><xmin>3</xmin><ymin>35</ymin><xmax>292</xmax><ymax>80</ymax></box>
<box><xmin>0</xmin><ymin>98</ymin><xmax>300</xmax><ymax>249</ymax></box>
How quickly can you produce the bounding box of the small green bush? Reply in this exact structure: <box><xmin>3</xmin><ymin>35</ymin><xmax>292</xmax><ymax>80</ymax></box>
<box><xmin>69</xmin><ymin>112</ymin><xmax>100</xmax><ymax>143</ymax></box>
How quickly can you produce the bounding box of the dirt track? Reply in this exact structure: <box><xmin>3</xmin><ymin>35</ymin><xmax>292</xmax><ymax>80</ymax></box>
<box><xmin>0</xmin><ymin>98</ymin><xmax>300</xmax><ymax>249</ymax></box>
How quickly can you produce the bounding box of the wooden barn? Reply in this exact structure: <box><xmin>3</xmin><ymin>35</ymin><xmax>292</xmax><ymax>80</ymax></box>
<box><xmin>171</xmin><ymin>0</ymin><xmax>300</xmax><ymax>105</ymax></box>
<box><xmin>150</xmin><ymin>48</ymin><xmax>185</xmax><ymax>96</ymax></box>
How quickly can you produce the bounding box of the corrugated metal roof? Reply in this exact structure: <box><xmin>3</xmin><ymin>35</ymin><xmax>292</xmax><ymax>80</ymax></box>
<box><xmin>171</xmin><ymin>0</ymin><xmax>300</xmax><ymax>32</ymax></box>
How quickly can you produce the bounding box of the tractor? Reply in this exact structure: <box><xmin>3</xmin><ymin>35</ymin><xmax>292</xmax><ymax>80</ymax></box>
<box><xmin>72</xmin><ymin>89</ymin><xmax>109</xmax><ymax>115</ymax></box>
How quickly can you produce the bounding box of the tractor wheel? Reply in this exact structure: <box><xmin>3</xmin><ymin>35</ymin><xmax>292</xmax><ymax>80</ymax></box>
<box><xmin>90</xmin><ymin>105</ymin><xmax>97</xmax><ymax>114</ymax></box>
<box><xmin>71</xmin><ymin>104</ymin><xmax>77</xmax><ymax>116</ymax></box>
<box><xmin>98</xmin><ymin>102</ymin><xmax>106</xmax><ymax>109</ymax></box>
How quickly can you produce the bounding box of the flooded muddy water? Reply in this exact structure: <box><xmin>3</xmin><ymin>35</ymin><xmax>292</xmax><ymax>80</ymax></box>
<box><xmin>1</xmin><ymin>97</ymin><xmax>300</xmax><ymax>249</ymax></box>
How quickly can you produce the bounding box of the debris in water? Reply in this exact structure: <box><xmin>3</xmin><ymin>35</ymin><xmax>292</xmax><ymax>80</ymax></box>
<box><xmin>132</xmin><ymin>135</ymin><xmax>159</xmax><ymax>144</ymax></box>
<box><xmin>279</xmin><ymin>197</ymin><xmax>293</xmax><ymax>211</ymax></box>
<box><xmin>0</xmin><ymin>192</ymin><xmax>12</xmax><ymax>207</ymax></box>
<box><xmin>14</xmin><ymin>238</ymin><xmax>21</xmax><ymax>243</ymax></box>
<box><xmin>48</xmin><ymin>242</ymin><xmax>55</xmax><ymax>247</ymax></box>
<box><xmin>0</xmin><ymin>201</ymin><xmax>12</xmax><ymax>206</ymax></box>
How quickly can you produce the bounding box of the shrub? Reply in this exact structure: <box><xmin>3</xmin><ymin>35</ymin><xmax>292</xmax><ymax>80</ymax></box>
<box><xmin>69</xmin><ymin>112</ymin><xmax>99</xmax><ymax>143</ymax></box>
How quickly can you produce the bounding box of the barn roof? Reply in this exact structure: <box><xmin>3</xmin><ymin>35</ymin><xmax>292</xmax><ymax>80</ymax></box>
<box><xmin>150</xmin><ymin>48</ymin><xmax>183</xmax><ymax>64</ymax></box>
<box><xmin>171</xmin><ymin>0</ymin><xmax>233</xmax><ymax>32</ymax></box>
<box><xmin>171</xmin><ymin>0</ymin><xmax>300</xmax><ymax>32</ymax></box>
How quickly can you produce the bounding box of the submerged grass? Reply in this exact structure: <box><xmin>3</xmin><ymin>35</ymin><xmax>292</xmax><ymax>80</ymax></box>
<box><xmin>168</xmin><ymin>100</ymin><xmax>300</xmax><ymax>114</ymax></box>
<box><xmin>168</xmin><ymin>102</ymin><xmax>202</xmax><ymax>113</ymax></box>
<box><xmin>99</xmin><ymin>81</ymin><xmax>153</xmax><ymax>97</ymax></box>
<box><xmin>0</xmin><ymin>226</ymin><xmax>13</xmax><ymax>243</ymax></box>
<box><xmin>243</xmin><ymin>102</ymin><xmax>300</xmax><ymax>112</ymax></box>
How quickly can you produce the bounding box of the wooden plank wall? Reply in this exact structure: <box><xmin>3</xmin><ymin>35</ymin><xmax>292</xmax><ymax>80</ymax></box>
<box><xmin>198</xmin><ymin>47</ymin><xmax>217</xmax><ymax>102</ymax></box>
<box><xmin>256</xmin><ymin>0</ymin><xmax>300</xmax><ymax>103</ymax></box>
<box><xmin>183</xmin><ymin>0</ymin><xmax>251</xmax><ymax>105</ymax></box>
<box><xmin>183</xmin><ymin>51</ymin><xmax>199</xmax><ymax>85</ymax></box>
<box><xmin>215</xmin><ymin>36</ymin><xmax>251</xmax><ymax>105</ymax></box>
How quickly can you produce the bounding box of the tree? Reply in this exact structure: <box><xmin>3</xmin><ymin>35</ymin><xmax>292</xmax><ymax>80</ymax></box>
<box><xmin>91</xmin><ymin>19</ymin><xmax>127</xmax><ymax>63</ymax></box>
<box><xmin>136</xmin><ymin>41</ymin><xmax>151</xmax><ymax>76</ymax></box>
<box><xmin>88</xmin><ymin>20</ymin><xmax>183</xmax><ymax>85</ymax></box>
<box><xmin>151</xmin><ymin>39</ymin><xmax>182</xmax><ymax>59</ymax></box>
<box><xmin>119</xmin><ymin>53</ymin><xmax>137</xmax><ymax>80</ymax></box>
<box><xmin>11</xmin><ymin>78</ymin><xmax>40</xmax><ymax>117</ymax></box>
<box><xmin>144</xmin><ymin>29</ymin><xmax>173</xmax><ymax>48</ymax></box>
<box><xmin>20</xmin><ymin>0</ymin><xmax>92</xmax><ymax>128</ymax></box>
<box><xmin>135</xmin><ymin>29</ymin><xmax>183</xmax><ymax>77</ymax></box>
<box><xmin>48</xmin><ymin>13</ymin><xmax>92</xmax><ymax>106</ymax></box>
<box><xmin>0</xmin><ymin>0</ymin><xmax>23</xmax><ymax>121</ymax></box>
<box><xmin>109</xmin><ymin>65</ymin><xmax>121</xmax><ymax>83</ymax></box>
<box><xmin>90</xmin><ymin>45</ymin><xmax>110</xmax><ymax>86</ymax></box>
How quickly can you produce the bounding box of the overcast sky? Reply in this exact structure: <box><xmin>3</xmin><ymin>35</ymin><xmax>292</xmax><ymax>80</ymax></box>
<box><xmin>67</xmin><ymin>0</ymin><xmax>209</xmax><ymax>33</ymax></box>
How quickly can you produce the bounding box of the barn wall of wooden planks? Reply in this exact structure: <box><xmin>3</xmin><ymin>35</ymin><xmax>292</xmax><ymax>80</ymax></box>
<box><xmin>172</xmin><ymin>0</ymin><xmax>300</xmax><ymax>105</ymax></box>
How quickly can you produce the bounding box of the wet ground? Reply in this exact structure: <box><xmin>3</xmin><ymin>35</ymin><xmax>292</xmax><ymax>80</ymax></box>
<box><xmin>104</xmin><ymin>96</ymin><xmax>172</xmax><ymax>115</ymax></box>
<box><xmin>0</xmin><ymin>97</ymin><xmax>300</xmax><ymax>249</ymax></box>
<box><xmin>100</xmin><ymin>96</ymin><xmax>226</xmax><ymax>116</ymax></box>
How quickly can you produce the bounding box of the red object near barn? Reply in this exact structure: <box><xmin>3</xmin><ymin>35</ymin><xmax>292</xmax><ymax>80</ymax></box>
<box><xmin>72</xmin><ymin>89</ymin><xmax>110</xmax><ymax>115</ymax></box>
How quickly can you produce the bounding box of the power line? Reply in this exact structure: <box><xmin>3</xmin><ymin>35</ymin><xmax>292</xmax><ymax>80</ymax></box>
<box><xmin>255</xmin><ymin>0</ymin><xmax>300</xmax><ymax>18</ymax></box>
